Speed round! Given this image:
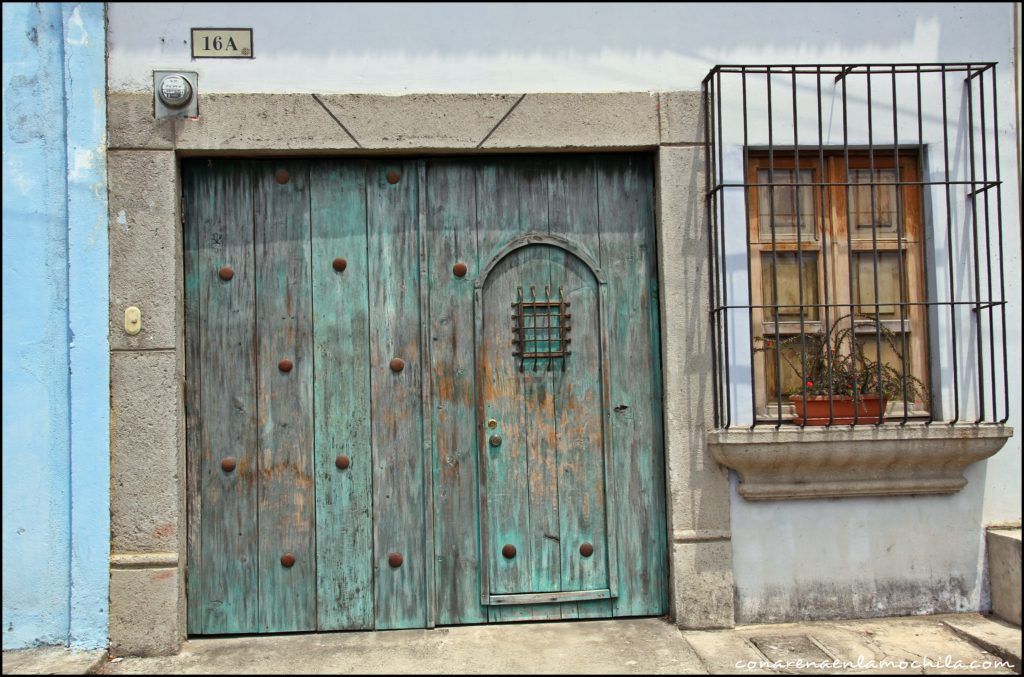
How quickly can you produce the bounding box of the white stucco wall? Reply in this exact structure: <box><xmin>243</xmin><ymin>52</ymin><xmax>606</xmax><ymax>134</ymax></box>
<box><xmin>108</xmin><ymin>3</ymin><xmax>1007</xmax><ymax>95</ymax></box>
<box><xmin>107</xmin><ymin>2</ymin><xmax>1022</xmax><ymax>621</ymax></box>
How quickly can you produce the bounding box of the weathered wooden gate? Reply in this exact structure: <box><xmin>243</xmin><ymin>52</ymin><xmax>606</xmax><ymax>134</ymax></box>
<box><xmin>183</xmin><ymin>155</ymin><xmax>666</xmax><ymax>634</ymax></box>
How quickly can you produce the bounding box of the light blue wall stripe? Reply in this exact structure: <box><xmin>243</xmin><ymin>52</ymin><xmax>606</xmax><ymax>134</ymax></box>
<box><xmin>1</xmin><ymin>2</ymin><xmax>108</xmax><ymax>650</ymax></box>
<box><xmin>63</xmin><ymin>2</ymin><xmax>109</xmax><ymax>650</ymax></box>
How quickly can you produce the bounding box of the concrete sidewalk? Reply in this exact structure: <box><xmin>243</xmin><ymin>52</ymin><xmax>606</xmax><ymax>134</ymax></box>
<box><xmin>686</xmin><ymin>613</ymin><xmax>1020</xmax><ymax>674</ymax></box>
<box><xmin>4</xmin><ymin>613</ymin><xmax>1019</xmax><ymax>674</ymax></box>
<box><xmin>1</xmin><ymin>647</ymin><xmax>106</xmax><ymax>676</ymax></box>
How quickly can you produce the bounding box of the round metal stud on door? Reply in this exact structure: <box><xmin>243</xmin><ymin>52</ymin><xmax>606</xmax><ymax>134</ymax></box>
<box><xmin>389</xmin><ymin>357</ymin><xmax>405</xmax><ymax>373</ymax></box>
<box><xmin>280</xmin><ymin>553</ymin><xmax>296</xmax><ymax>568</ymax></box>
<box><xmin>220</xmin><ymin>457</ymin><xmax>236</xmax><ymax>473</ymax></box>
<box><xmin>489</xmin><ymin>434</ymin><xmax>502</xmax><ymax>447</ymax></box>
<box><xmin>388</xmin><ymin>552</ymin><xmax>403</xmax><ymax>568</ymax></box>
<box><xmin>275</xmin><ymin>169</ymin><xmax>290</xmax><ymax>184</ymax></box>
<box><xmin>278</xmin><ymin>358</ymin><xmax>293</xmax><ymax>373</ymax></box>
<box><xmin>502</xmin><ymin>544</ymin><xmax>517</xmax><ymax>559</ymax></box>
<box><xmin>386</xmin><ymin>170</ymin><xmax>401</xmax><ymax>184</ymax></box>
<box><xmin>332</xmin><ymin>257</ymin><xmax>347</xmax><ymax>272</ymax></box>
<box><xmin>335</xmin><ymin>454</ymin><xmax>350</xmax><ymax>470</ymax></box>
<box><xmin>218</xmin><ymin>266</ymin><xmax>234</xmax><ymax>281</ymax></box>
<box><xmin>579</xmin><ymin>542</ymin><xmax>594</xmax><ymax>557</ymax></box>
<box><xmin>452</xmin><ymin>262</ymin><xmax>468</xmax><ymax>278</ymax></box>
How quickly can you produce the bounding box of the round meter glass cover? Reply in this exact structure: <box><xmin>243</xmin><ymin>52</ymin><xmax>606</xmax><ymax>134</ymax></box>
<box><xmin>158</xmin><ymin>75</ymin><xmax>193</xmax><ymax>107</ymax></box>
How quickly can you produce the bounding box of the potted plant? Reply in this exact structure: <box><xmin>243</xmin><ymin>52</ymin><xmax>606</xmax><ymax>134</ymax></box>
<box><xmin>754</xmin><ymin>314</ymin><xmax>928</xmax><ymax>425</ymax></box>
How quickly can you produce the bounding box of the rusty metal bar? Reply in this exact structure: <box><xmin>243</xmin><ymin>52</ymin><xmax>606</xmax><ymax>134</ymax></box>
<box><xmin>990</xmin><ymin>65</ymin><xmax>1010</xmax><ymax>424</ymax></box>
<box><xmin>891</xmin><ymin>65</ymin><xmax>910</xmax><ymax>424</ymax></box>
<box><xmin>716</xmin><ymin>68</ymin><xmax>732</xmax><ymax>427</ymax></box>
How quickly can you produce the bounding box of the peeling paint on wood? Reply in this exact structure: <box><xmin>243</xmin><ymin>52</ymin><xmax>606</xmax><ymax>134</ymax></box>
<box><xmin>184</xmin><ymin>155</ymin><xmax>665</xmax><ymax>634</ymax></box>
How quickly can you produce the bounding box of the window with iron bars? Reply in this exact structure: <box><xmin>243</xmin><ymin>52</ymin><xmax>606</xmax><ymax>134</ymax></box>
<box><xmin>703</xmin><ymin>63</ymin><xmax>1010</xmax><ymax>429</ymax></box>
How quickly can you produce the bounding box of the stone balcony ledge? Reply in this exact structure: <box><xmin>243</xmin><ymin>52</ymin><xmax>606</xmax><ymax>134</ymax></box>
<box><xmin>707</xmin><ymin>423</ymin><xmax>1013</xmax><ymax>500</ymax></box>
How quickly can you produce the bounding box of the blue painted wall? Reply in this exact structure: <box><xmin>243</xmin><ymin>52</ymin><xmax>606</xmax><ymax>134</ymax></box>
<box><xmin>2</xmin><ymin>3</ymin><xmax>109</xmax><ymax>650</ymax></box>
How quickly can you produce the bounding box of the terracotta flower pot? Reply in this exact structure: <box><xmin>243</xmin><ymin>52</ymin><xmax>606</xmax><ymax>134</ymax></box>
<box><xmin>789</xmin><ymin>394</ymin><xmax>886</xmax><ymax>425</ymax></box>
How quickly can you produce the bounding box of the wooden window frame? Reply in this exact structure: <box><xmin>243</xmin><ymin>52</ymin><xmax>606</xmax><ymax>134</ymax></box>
<box><xmin>747</xmin><ymin>149</ymin><xmax>930</xmax><ymax>422</ymax></box>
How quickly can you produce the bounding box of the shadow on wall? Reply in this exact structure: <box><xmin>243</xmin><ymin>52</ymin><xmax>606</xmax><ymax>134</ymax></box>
<box><xmin>104</xmin><ymin>4</ymin><xmax>1014</xmax><ymax>91</ymax></box>
<box><xmin>107</xmin><ymin>4</ymin><xmax>959</xmax><ymax>58</ymax></box>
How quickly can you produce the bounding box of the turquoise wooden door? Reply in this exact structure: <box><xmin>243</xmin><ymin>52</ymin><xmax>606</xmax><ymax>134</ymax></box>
<box><xmin>184</xmin><ymin>156</ymin><xmax>666</xmax><ymax>634</ymax></box>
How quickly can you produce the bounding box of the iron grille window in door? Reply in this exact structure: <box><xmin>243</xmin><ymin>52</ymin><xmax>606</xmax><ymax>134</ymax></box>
<box><xmin>703</xmin><ymin>63</ymin><xmax>1010</xmax><ymax>428</ymax></box>
<box><xmin>512</xmin><ymin>285</ymin><xmax>571</xmax><ymax>370</ymax></box>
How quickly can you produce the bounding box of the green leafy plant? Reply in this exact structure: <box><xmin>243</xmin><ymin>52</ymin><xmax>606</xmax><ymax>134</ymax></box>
<box><xmin>754</xmin><ymin>314</ymin><xmax>929</xmax><ymax>404</ymax></box>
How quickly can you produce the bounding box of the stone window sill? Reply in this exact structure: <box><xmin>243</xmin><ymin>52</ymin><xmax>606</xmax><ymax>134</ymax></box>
<box><xmin>707</xmin><ymin>424</ymin><xmax>1013</xmax><ymax>501</ymax></box>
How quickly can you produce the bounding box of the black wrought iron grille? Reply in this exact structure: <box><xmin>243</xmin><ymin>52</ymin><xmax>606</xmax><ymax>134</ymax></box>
<box><xmin>703</xmin><ymin>63</ymin><xmax>1010</xmax><ymax>428</ymax></box>
<box><xmin>512</xmin><ymin>285</ymin><xmax>571</xmax><ymax>370</ymax></box>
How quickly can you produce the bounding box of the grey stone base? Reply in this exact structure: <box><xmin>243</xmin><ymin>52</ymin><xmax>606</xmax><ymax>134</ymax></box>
<box><xmin>987</xmin><ymin>527</ymin><xmax>1022</xmax><ymax>626</ymax></box>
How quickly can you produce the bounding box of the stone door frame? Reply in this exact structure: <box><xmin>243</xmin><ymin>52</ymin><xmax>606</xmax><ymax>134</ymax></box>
<box><xmin>106</xmin><ymin>90</ymin><xmax>733</xmax><ymax>655</ymax></box>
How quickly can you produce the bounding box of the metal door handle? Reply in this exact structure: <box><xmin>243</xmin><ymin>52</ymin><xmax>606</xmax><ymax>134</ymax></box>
<box><xmin>489</xmin><ymin>434</ymin><xmax>502</xmax><ymax>447</ymax></box>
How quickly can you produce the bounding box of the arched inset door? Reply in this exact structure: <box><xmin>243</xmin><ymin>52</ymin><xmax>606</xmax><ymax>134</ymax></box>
<box><xmin>475</xmin><ymin>236</ymin><xmax>617</xmax><ymax>605</ymax></box>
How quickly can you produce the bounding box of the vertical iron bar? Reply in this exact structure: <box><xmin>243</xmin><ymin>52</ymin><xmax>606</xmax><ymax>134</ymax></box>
<box><xmin>791</xmin><ymin>67</ymin><xmax>808</xmax><ymax>428</ymax></box>
<box><xmin>965</xmin><ymin>68</ymin><xmax>986</xmax><ymax>423</ymax></box>
<box><xmin>990</xmin><ymin>65</ymin><xmax>1009</xmax><ymax>423</ymax></box>
<box><xmin>716</xmin><ymin>69</ymin><xmax>732</xmax><ymax>427</ymax></box>
<box><xmin>978</xmin><ymin>71</ymin><xmax>997</xmax><ymax>422</ymax></box>
<box><xmin>531</xmin><ymin>285</ymin><xmax>538</xmax><ymax>372</ymax></box>
<box><xmin>916</xmin><ymin>66</ymin><xmax>932</xmax><ymax>424</ymax></box>
<box><xmin>544</xmin><ymin>285</ymin><xmax>550</xmax><ymax>372</ymax></box>
<box><xmin>741</xmin><ymin>70</ymin><xmax>758</xmax><ymax>428</ymax></box>
<box><xmin>866</xmin><ymin>66</ymin><xmax>885</xmax><ymax>424</ymax></box>
<box><xmin>703</xmin><ymin>78</ymin><xmax>722</xmax><ymax>427</ymax></box>
<box><xmin>891</xmin><ymin>66</ymin><xmax>911</xmax><ymax>423</ymax></box>
<box><xmin>766</xmin><ymin>68</ymin><xmax>784</xmax><ymax>427</ymax></box>
<box><xmin>841</xmin><ymin>68</ymin><xmax>861</xmax><ymax>425</ymax></box>
<box><xmin>561</xmin><ymin>286</ymin><xmax>568</xmax><ymax>371</ymax></box>
<box><xmin>816</xmin><ymin>66</ymin><xmax>836</xmax><ymax>425</ymax></box>
<box><xmin>939</xmin><ymin>66</ymin><xmax>960</xmax><ymax>424</ymax></box>
<box><xmin>517</xmin><ymin>287</ymin><xmax>524</xmax><ymax>372</ymax></box>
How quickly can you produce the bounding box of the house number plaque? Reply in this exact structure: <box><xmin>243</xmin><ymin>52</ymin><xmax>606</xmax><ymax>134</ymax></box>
<box><xmin>191</xmin><ymin>28</ymin><xmax>253</xmax><ymax>58</ymax></box>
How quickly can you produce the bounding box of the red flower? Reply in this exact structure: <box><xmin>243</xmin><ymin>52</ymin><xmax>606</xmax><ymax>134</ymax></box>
<box><xmin>805</xmin><ymin>380</ymin><xmax>814</xmax><ymax>388</ymax></box>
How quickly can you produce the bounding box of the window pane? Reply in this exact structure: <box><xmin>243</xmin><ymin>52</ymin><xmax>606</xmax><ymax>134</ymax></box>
<box><xmin>857</xmin><ymin>332</ymin><xmax>908</xmax><ymax>379</ymax></box>
<box><xmin>856</xmin><ymin>332</ymin><xmax>926</xmax><ymax>407</ymax></box>
<box><xmin>850</xmin><ymin>169</ymin><xmax>898</xmax><ymax>236</ymax></box>
<box><xmin>853</xmin><ymin>252</ymin><xmax>904</xmax><ymax>317</ymax></box>
<box><xmin>757</xmin><ymin>169</ymin><xmax>816</xmax><ymax>239</ymax></box>
<box><xmin>761</xmin><ymin>252</ymin><xmax>820</xmax><ymax>321</ymax></box>
<box><xmin>763</xmin><ymin>334</ymin><xmax>822</xmax><ymax>403</ymax></box>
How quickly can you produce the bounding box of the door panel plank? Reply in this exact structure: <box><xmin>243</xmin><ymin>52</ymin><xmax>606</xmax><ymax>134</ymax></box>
<box><xmin>478</xmin><ymin>163</ymin><xmax>533</xmax><ymax>603</ymax></box>
<box><xmin>477</xmin><ymin>160</ymin><xmax>538</xmax><ymax>265</ymax></box>
<box><xmin>425</xmin><ymin>161</ymin><xmax>487</xmax><ymax>626</ymax></box>
<box><xmin>551</xmin><ymin>252</ymin><xmax>610</xmax><ymax>618</ymax></box>
<box><xmin>548</xmin><ymin>157</ymin><xmax>612</xmax><ymax>620</ymax></box>
<box><xmin>184</xmin><ymin>163</ymin><xmax>205</xmax><ymax>633</ymax></box>
<box><xmin>367</xmin><ymin>161</ymin><xmax>427</xmax><ymax>630</ymax></box>
<box><xmin>311</xmin><ymin>161</ymin><xmax>374</xmax><ymax>630</ymax></box>
<box><xmin>253</xmin><ymin>160</ymin><xmax>317</xmax><ymax>632</ymax></box>
<box><xmin>517</xmin><ymin>163</ymin><xmax>563</xmax><ymax>623</ymax></box>
<box><xmin>597</xmin><ymin>156</ymin><xmax>669</xmax><ymax>617</ymax></box>
<box><xmin>185</xmin><ymin>162</ymin><xmax>260</xmax><ymax>633</ymax></box>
